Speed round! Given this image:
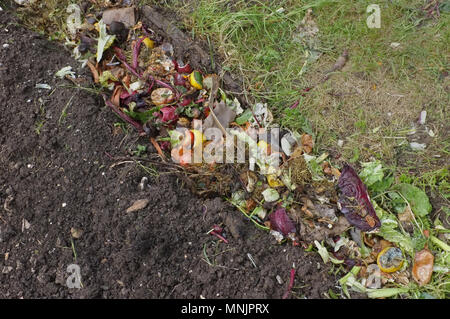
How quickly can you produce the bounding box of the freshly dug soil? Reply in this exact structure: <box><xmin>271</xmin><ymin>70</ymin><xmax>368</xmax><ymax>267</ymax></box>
<box><xmin>0</xmin><ymin>10</ymin><xmax>339</xmax><ymax>299</ymax></box>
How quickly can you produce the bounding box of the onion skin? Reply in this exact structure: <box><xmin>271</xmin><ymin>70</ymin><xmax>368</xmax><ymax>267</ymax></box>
<box><xmin>412</xmin><ymin>248</ymin><xmax>434</xmax><ymax>286</ymax></box>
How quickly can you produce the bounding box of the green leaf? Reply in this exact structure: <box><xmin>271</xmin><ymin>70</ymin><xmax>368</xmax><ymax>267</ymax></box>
<box><xmin>123</xmin><ymin>109</ymin><xmax>154</xmax><ymax>123</ymax></box>
<box><xmin>303</xmin><ymin>153</ymin><xmax>326</xmax><ymax>181</ymax></box>
<box><xmin>374</xmin><ymin>202</ymin><xmax>414</xmax><ymax>256</ymax></box>
<box><xmin>99</xmin><ymin>70</ymin><xmax>119</xmax><ymax>89</ymax></box>
<box><xmin>370</xmin><ymin>176</ymin><xmax>394</xmax><ymax>193</ymax></box>
<box><xmin>367</xmin><ymin>288</ymin><xmax>409</xmax><ymax>299</ymax></box>
<box><xmin>359</xmin><ymin>161</ymin><xmax>384</xmax><ymax>186</ymax></box>
<box><xmin>393</xmin><ymin>183</ymin><xmax>432</xmax><ymax>217</ymax></box>
<box><xmin>235</xmin><ymin>109</ymin><xmax>253</xmax><ymax>125</ymax></box>
<box><xmin>262</xmin><ymin>188</ymin><xmax>279</xmax><ymax>202</ymax></box>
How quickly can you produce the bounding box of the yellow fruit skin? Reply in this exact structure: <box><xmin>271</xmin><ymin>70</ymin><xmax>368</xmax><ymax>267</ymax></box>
<box><xmin>257</xmin><ymin>140</ymin><xmax>269</xmax><ymax>155</ymax></box>
<box><xmin>189</xmin><ymin>72</ymin><xmax>203</xmax><ymax>90</ymax></box>
<box><xmin>267</xmin><ymin>174</ymin><xmax>283</xmax><ymax>188</ymax></box>
<box><xmin>191</xmin><ymin>129</ymin><xmax>206</xmax><ymax>148</ymax></box>
<box><xmin>141</xmin><ymin>37</ymin><xmax>154</xmax><ymax>49</ymax></box>
<box><xmin>377</xmin><ymin>247</ymin><xmax>404</xmax><ymax>273</ymax></box>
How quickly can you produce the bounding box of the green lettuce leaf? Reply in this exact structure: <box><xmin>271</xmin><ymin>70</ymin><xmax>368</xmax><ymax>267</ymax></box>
<box><xmin>393</xmin><ymin>183</ymin><xmax>432</xmax><ymax>217</ymax></box>
<box><xmin>374</xmin><ymin>202</ymin><xmax>414</xmax><ymax>256</ymax></box>
<box><xmin>359</xmin><ymin>161</ymin><xmax>384</xmax><ymax>186</ymax></box>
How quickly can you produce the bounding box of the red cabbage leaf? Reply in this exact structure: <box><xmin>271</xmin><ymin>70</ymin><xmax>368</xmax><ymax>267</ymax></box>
<box><xmin>269</xmin><ymin>207</ymin><xmax>296</xmax><ymax>236</ymax></box>
<box><xmin>337</xmin><ymin>164</ymin><xmax>381</xmax><ymax>231</ymax></box>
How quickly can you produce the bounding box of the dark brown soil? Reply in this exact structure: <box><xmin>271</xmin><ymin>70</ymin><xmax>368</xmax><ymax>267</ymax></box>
<box><xmin>0</xmin><ymin>9</ymin><xmax>339</xmax><ymax>299</ymax></box>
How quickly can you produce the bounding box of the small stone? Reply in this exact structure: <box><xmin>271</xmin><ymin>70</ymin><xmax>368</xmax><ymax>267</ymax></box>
<box><xmin>21</xmin><ymin>219</ymin><xmax>31</xmax><ymax>232</ymax></box>
<box><xmin>70</xmin><ymin>228</ymin><xmax>83</xmax><ymax>239</ymax></box>
<box><xmin>2</xmin><ymin>266</ymin><xmax>13</xmax><ymax>274</ymax></box>
<box><xmin>390</xmin><ymin>42</ymin><xmax>401</xmax><ymax>49</ymax></box>
<box><xmin>138</xmin><ymin>177</ymin><xmax>148</xmax><ymax>191</ymax></box>
<box><xmin>418</xmin><ymin>110</ymin><xmax>427</xmax><ymax>125</ymax></box>
<box><xmin>276</xmin><ymin>275</ymin><xmax>283</xmax><ymax>285</ymax></box>
<box><xmin>102</xmin><ymin>7</ymin><xmax>136</xmax><ymax>28</ymax></box>
<box><xmin>126</xmin><ymin>199</ymin><xmax>149</xmax><ymax>213</ymax></box>
<box><xmin>2</xmin><ymin>43</ymin><xmax>9</xmax><ymax>48</ymax></box>
<box><xmin>410</xmin><ymin>142</ymin><xmax>426</xmax><ymax>151</ymax></box>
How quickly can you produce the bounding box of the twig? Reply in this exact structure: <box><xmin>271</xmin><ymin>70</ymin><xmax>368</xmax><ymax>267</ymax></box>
<box><xmin>206</xmin><ymin>75</ymin><xmax>227</xmax><ymax>136</ymax></box>
<box><xmin>150</xmin><ymin>137</ymin><xmax>167</xmax><ymax>162</ymax></box>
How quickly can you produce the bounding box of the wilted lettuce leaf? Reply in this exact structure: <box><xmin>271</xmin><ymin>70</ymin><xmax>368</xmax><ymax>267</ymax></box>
<box><xmin>359</xmin><ymin>161</ymin><xmax>384</xmax><ymax>186</ymax></box>
<box><xmin>374</xmin><ymin>202</ymin><xmax>414</xmax><ymax>256</ymax></box>
<box><xmin>99</xmin><ymin>70</ymin><xmax>119</xmax><ymax>89</ymax></box>
<box><xmin>337</xmin><ymin>164</ymin><xmax>381</xmax><ymax>231</ymax></box>
<box><xmin>123</xmin><ymin>109</ymin><xmax>154</xmax><ymax>123</ymax></box>
<box><xmin>392</xmin><ymin>183</ymin><xmax>432</xmax><ymax>217</ymax></box>
<box><xmin>262</xmin><ymin>188</ymin><xmax>280</xmax><ymax>202</ymax></box>
<box><xmin>269</xmin><ymin>207</ymin><xmax>296</xmax><ymax>236</ymax></box>
<box><xmin>97</xmin><ymin>20</ymin><xmax>116</xmax><ymax>63</ymax></box>
<box><xmin>314</xmin><ymin>240</ymin><xmax>344</xmax><ymax>264</ymax></box>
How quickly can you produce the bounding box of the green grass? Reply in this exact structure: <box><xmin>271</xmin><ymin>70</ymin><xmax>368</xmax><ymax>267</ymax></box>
<box><xmin>174</xmin><ymin>0</ymin><xmax>449</xmax><ymax>189</ymax></box>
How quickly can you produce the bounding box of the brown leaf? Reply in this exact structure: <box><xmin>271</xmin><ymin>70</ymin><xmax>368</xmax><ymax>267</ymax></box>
<box><xmin>122</xmin><ymin>74</ymin><xmax>131</xmax><ymax>87</ymax></box>
<box><xmin>301</xmin><ymin>134</ymin><xmax>314</xmax><ymax>154</ymax></box>
<box><xmin>126</xmin><ymin>199</ymin><xmax>150</xmax><ymax>213</ymax></box>
<box><xmin>412</xmin><ymin>248</ymin><xmax>434</xmax><ymax>286</ymax></box>
<box><xmin>111</xmin><ymin>86</ymin><xmax>122</xmax><ymax>107</ymax></box>
<box><xmin>87</xmin><ymin>60</ymin><xmax>99</xmax><ymax>83</ymax></box>
<box><xmin>322</xmin><ymin>161</ymin><xmax>332</xmax><ymax>175</ymax></box>
<box><xmin>102</xmin><ymin>7</ymin><xmax>136</xmax><ymax>28</ymax></box>
<box><xmin>398</xmin><ymin>206</ymin><xmax>414</xmax><ymax>233</ymax></box>
<box><xmin>331</xmin><ymin>167</ymin><xmax>341</xmax><ymax>178</ymax></box>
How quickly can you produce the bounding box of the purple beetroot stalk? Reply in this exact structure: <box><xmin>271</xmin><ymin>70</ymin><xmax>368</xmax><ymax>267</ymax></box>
<box><xmin>114</xmin><ymin>47</ymin><xmax>141</xmax><ymax>79</ymax></box>
<box><xmin>104</xmin><ymin>97</ymin><xmax>144</xmax><ymax>133</ymax></box>
<box><xmin>148</xmin><ymin>75</ymin><xmax>181</xmax><ymax>100</ymax></box>
<box><xmin>282</xmin><ymin>268</ymin><xmax>296</xmax><ymax>299</ymax></box>
<box><xmin>132</xmin><ymin>36</ymin><xmax>146</xmax><ymax>70</ymax></box>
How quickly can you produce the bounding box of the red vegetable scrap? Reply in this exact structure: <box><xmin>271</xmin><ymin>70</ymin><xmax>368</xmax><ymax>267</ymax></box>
<box><xmin>209</xmin><ymin>225</ymin><xmax>228</xmax><ymax>243</ymax></box>
<box><xmin>132</xmin><ymin>36</ymin><xmax>146</xmax><ymax>70</ymax></box>
<box><xmin>337</xmin><ymin>164</ymin><xmax>381</xmax><ymax>231</ymax></box>
<box><xmin>174</xmin><ymin>59</ymin><xmax>193</xmax><ymax>74</ymax></box>
<box><xmin>158</xmin><ymin>106</ymin><xmax>178</xmax><ymax>123</ymax></box>
<box><xmin>282</xmin><ymin>267</ymin><xmax>296</xmax><ymax>299</ymax></box>
<box><xmin>269</xmin><ymin>207</ymin><xmax>298</xmax><ymax>242</ymax></box>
